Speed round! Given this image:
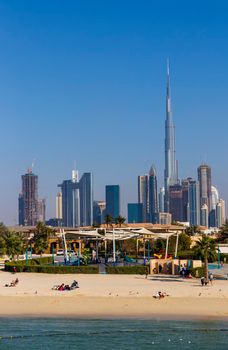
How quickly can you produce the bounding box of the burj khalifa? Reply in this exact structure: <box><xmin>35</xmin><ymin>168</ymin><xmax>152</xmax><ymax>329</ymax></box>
<box><xmin>164</xmin><ymin>60</ymin><xmax>178</xmax><ymax>212</ymax></box>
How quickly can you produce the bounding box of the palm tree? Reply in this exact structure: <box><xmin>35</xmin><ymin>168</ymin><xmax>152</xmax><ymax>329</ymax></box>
<box><xmin>115</xmin><ymin>215</ymin><xmax>126</xmax><ymax>227</ymax></box>
<box><xmin>217</xmin><ymin>220</ymin><xmax>228</xmax><ymax>243</ymax></box>
<box><xmin>194</xmin><ymin>235</ymin><xmax>217</xmax><ymax>282</ymax></box>
<box><xmin>33</xmin><ymin>222</ymin><xmax>55</xmax><ymax>256</ymax></box>
<box><xmin>104</xmin><ymin>214</ymin><xmax>113</xmax><ymax>228</ymax></box>
<box><xmin>4</xmin><ymin>232</ymin><xmax>24</xmax><ymax>260</ymax></box>
<box><xmin>0</xmin><ymin>237</ymin><xmax>6</xmax><ymax>257</ymax></box>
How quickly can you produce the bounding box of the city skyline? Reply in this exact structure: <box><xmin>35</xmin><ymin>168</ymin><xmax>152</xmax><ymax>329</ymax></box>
<box><xmin>1</xmin><ymin>1</ymin><xmax>228</xmax><ymax>224</ymax></box>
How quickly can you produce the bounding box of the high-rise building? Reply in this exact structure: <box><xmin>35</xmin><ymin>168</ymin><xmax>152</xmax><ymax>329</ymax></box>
<box><xmin>164</xmin><ymin>60</ymin><xmax>178</xmax><ymax>212</ymax></box>
<box><xmin>80</xmin><ymin>172</ymin><xmax>93</xmax><ymax>226</ymax></box>
<box><xmin>169</xmin><ymin>184</ymin><xmax>183</xmax><ymax>222</ymax></box>
<box><xmin>19</xmin><ymin>169</ymin><xmax>39</xmax><ymax>226</ymax></box>
<box><xmin>93</xmin><ymin>201</ymin><xmax>106</xmax><ymax>225</ymax></box>
<box><xmin>72</xmin><ymin>169</ymin><xmax>80</xmax><ymax>227</ymax></box>
<box><xmin>188</xmin><ymin>180</ymin><xmax>200</xmax><ymax>226</ymax></box>
<box><xmin>56</xmin><ymin>192</ymin><xmax>63</xmax><ymax>221</ymax></box>
<box><xmin>58</xmin><ymin>179</ymin><xmax>75</xmax><ymax>227</ymax></box>
<box><xmin>148</xmin><ymin>165</ymin><xmax>158</xmax><ymax>223</ymax></box>
<box><xmin>158</xmin><ymin>212</ymin><xmax>172</xmax><ymax>225</ymax></box>
<box><xmin>210</xmin><ymin>185</ymin><xmax>219</xmax><ymax>227</ymax></box>
<box><xmin>105</xmin><ymin>185</ymin><xmax>120</xmax><ymax>219</ymax></box>
<box><xmin>128</xmin><ymin>203</ymin><xmax>143</xmax><ymax>223</ymax></box>
<box><xmin>37</xmin><ymin>199</ymin><xmax>46</xmax><ymax>223</ymax></box>
<box><xmin>198</xmin><ymin>164</ymin><xmax>212</xmax><ymax>213</ymax></box>
<box><xmin>200</xmin><ymin>204</ymin><xmax>209</xmax><ymax>227</ymax></box>
<box><xmin>216</xmin><ymin>199</ymin><xmax>226</xmax><ymax>228</ymax></box>
<box><xmin>158</xmin><ymin>187</ymin><xmax>165</xmax><ymax>213</ymax></box>
<box><xmin>58</xmin><ymin>170</ymin><xmax>93</xmax><ymax>227</ymax></box>
<box><xmin>138</xmin><ymin>175</ymin><xmax>148</xmax><ymax>222</ymax></box>
<box><xmin>18</xmin><ymin>194</ymin><xmax>24</xmax><ymax>225</ymax></box>
<box><xmin>181</xmin><ymin>178</ymin><xmax>192</xmax><ymax>222</ymax></box>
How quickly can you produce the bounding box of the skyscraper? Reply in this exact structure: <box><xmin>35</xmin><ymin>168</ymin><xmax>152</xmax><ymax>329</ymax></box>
<box><xmin>148</xmin><ymin>165</ymin><xmax>158</xmax><ymax>223</ymax></box>
<box><xmin>80</xmin><ymin>172</ymin><xmax>93</xmax><ymax>226</ymax></box>
<box><xmin>138</xmin><ymin>175</ymin><xmax>148</xmax><ymax>222</ymax></box>
<box><xmin>19</xmin><ymin>169</ymin><xmax>39</xmax><ymax>226</ymax></box>
<box><xmin>105</xmin><ymin>185</ymin><xmax>120</xmax><ymax>219</ymax></box>
<box><xmin>200</xmin><ymin>204</ymin><xmax>209</xmax><ymax>227</ymax></box>
<box><xmin>58</xmin><ymin>170</ymin><xmax>93</xmax><ymax>227</ymax></box>
<box><xmin>56</xmin><ymin>192</ymin><xmax>63</xmax><ymax>222</ymax></box>
<box><xmin>169</xmin><ymin>184</ymin><xmax>183</xmax><ymax>222</ymax></box>
<box><xmin>128</xmin><ymin>203</ymin><xmax>143</xmax><ymax>223</ymax></box>
<box><xmin>164</xmin><ymin>60</ymin><xmax>178</xmax><ymax>212</ymax></box>
<box><xmin>37</xmin><ymin>199</ymin><xmax>46</xmax><ymax>223</ymax></box>
<box><xmin>198</xmin><ymin>164</ymin><xmax>212</xmax><ymax>211</ymax></box>
<box><xmin>158</xmin><ymin>187</ymin><xmax>165</xmax><ymax>213</ymax></box>
<box><xmin>188</xmin><ymin>179</ymin><xmax>200</xmax><ymax>226</ymax></box>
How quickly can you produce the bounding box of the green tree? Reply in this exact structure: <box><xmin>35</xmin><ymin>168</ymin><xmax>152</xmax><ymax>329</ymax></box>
<box><xmin>4</xmin><ymin>232</ymin><xmax>24</xmax><ymax>260</ymax></box>
<box><xmin>104</xmin><ymin>214</ymin><xmax>113</xmax><ymax>228</ymax></box>
<box><xmin>194</xmin><ymin>235</ymin><xmax>217</xmax><ymax>282</ymax></box>
<box><xmin>0</xmin><ymin>237</ymin><xmax>6</xmax><ymax>257</ymax></box>
<box><xmin>217</xmin><ymin>219</ymin><xmax>228</xmax><ymax>243</ymax></box>
<box><xmin>185</xmin><ymin>225</ymin><xmax>201</xmax><ymax>236</ymax></box>
<box><xmin>33</xmin><ymin>222</ymin><xmax>55</xmax><ymax>256</ymax></box>
<box><xmin>115</xmin><ymin>215</ymin><xmax>126</xmax><ymax>227</ymax></box>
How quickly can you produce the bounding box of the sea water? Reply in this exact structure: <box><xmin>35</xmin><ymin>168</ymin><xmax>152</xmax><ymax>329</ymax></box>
<box><xmin>0</xmin><ymin>318</ymin><xmax>227</xmax><ymax>349</ymax></box>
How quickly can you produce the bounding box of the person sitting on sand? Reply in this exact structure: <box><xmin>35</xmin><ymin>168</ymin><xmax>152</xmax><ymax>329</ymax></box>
<box><xmin>153</xmin><ymin>291</ymin><xmax>169</xmax><ymax>299</ymax></box>
<box><xmin>5</xmin><ymin>278</ymin><xmax>19</xmax><ymax>287</ymax></box>
<box><xmin>58</xmin><ymin>283</ymin><xmax>65</xmax><ymax>291</ymax></box>
<box><xmin>70</xmin><ymin>280</ymin><xmax>79</xmax><ymax>289</ymax></box>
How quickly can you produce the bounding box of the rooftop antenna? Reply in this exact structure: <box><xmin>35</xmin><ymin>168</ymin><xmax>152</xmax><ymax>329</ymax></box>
<box><xmin>27</xmin><ymin>158</ymin><xmax>36</xmax><ymax>174</ymax></box>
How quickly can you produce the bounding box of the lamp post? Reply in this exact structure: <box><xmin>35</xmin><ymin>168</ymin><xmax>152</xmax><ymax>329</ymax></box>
<box><xmin>143</xmin><ymin>239</ymin><xmax>146</xmax><ymax>266</ymax></box>
<box><xmin>218</xmin><ymin>244</ymin><xmax>221</xmax><ymax>268</ymax></box>
<box><xmin>147</xmin><ymin>240</ymin><xmax>150</xmax><ymax>262</ymax></box>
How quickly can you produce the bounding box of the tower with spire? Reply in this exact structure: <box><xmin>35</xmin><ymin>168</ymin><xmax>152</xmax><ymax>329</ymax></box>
<box><xmin>164</xmin><ymin>59</ymin><xmax>178</xmax><ymax>212</ymax></box>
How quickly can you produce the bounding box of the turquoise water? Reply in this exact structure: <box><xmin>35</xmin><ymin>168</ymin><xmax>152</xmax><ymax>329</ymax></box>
<box><xmin>208</xmin><ymin>263</ymin><xmax>222</xmax><ymax>270</ymax></box>
<box><xmin>0</xmin><ymin>318</ymin><xmax>227</xmax><ymax>349</ymax></box>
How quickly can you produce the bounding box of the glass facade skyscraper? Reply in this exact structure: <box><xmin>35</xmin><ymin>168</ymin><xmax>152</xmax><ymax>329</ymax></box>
<box><xmin>58</xmin><ymin>170</ymin><xmax>93</xmax><ymax>227</ymax></box>
<box><xmin>105</xmin><ymin>185</ymin><xmax>120</xmax><ymax>219</ymax></box>
<box><xmin>128</xmin><ymin>203</ymin><xmax>143</xmax><ymax>223</ymax></box>
<box><xmin>164</xmin><ymin>61</ymin><xmax>178</xmax><ymax>212</ymax></box>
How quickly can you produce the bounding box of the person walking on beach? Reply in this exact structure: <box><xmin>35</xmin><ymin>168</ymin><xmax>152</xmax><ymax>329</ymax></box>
<box><xmin>209</xmin><ymin>272</ymin><xmax>213</xmax><ymax>285</ymax></box>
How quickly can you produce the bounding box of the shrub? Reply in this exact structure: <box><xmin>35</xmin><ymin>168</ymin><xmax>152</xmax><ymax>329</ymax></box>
<box><xmin>5</xmin><ymin>262</ymin><xmax>99</xmax><ymax>274</ymax></box>
<box><xmin>190</xmin><ymin>266</ymin><xmax>204</xmax><ymax>278</ymax></box>
<box><xmin>106</xmin><ymin>265</ymin><xmax>148</xmax><ymax>275</ymax></box>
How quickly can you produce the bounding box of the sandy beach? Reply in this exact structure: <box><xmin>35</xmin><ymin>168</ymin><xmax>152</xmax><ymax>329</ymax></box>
<box><xmin>0</xmin><ymin>271</ymin><xmax>228</xmax><ymax>319</ymax></box>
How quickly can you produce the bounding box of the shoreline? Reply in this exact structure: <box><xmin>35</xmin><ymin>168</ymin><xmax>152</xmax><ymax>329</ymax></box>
<box><xmin>0</xmin><ymin>296</ymin><xmax>228</xmax><ymax>320</ymax></box>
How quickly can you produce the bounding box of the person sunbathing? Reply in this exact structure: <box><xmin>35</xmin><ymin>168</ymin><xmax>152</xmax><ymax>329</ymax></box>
<box><xmin>58</xmin><ymin>283</ymin><xmax>65</xmax><ymax>291</ymax></box>
<box><xmin>5</xmin><ymin>278</ymin><xmax>19</xmax><ymax>287</ymax></box>
<box><xmin>70</xmin><ymin>280</ymin><xmax>79</xmax><ymax>289</ymax></box>
<box><xmin>153</xmin><ymin>291</ymin><xmax>169</xmax><ymax>299</ymax></box>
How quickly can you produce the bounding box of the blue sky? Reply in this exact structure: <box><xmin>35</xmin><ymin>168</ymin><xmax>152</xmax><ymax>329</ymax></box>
<box><xmin>0</xmin><ymin>0</ymin><xmax>228</xmax><ymax>224</ymax></box>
